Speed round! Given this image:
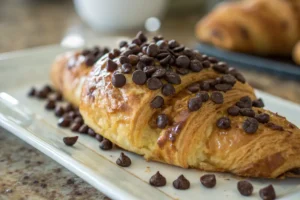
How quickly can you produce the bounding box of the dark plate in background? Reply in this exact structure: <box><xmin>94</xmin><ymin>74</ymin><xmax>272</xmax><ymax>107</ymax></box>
<box><xmin>196</xmin><ymin>43</ymin><xmax>300</xmax><ymax>81</ymax></box>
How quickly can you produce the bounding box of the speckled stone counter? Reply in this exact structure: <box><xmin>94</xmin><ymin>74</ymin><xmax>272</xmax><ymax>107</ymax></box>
<box><xmin>1</xmin><ymin>0</ymin><xmax>300</xmax><ymax>200</ymax></box>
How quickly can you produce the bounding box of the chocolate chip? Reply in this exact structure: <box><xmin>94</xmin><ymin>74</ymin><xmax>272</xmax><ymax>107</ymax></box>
<box><xmin>78</xmin><ymin>124</ymin><xmax>88</xmax><ymax>134</ymax></box>
<box><xmin>119</xmin><ymin>56</ymin><xmax>130</xmax><ymax>64</ymax></box>
<box><xmin>211</xmin><ymin>92</ymin><xmax>223</xmax><ymax>104</ymax></box>
<box><xmin>156</xmin><ymin>52</ymin><xmax>169</xmax><ymax>59</ymax></box>
<box><xmin>189</xmin><ymin>60</ymin><xmax>203</xmax><ymax>72</ymax></box>
<box><xmin>156</xmin><ymin>114</ymin><xmax>169</xmax><ymax>129</ymax></box>
<box><xmin>42</xmin><ymin>85</ymin><xmax>53</xmax><ymax>93</ymax></box>
<box><xmin>202</xmin><ymin>60</ymin><xmax>211</xmax><ymax>68</ymax></box>
<box><xmin>95</xmin><ymin>134</ymin><xmax>103</xmax><ymax>142</ymax></box>
<box><xmin>45</xmin><ymin>100</ymin><xmax>56</xmax><ymax>110</ymax></box>
<box><xmin>70</xmin><ymin>122</ymin><xmax>81</xmax><ymax>132</ymax></box>
<box><xmin>149</xmin><ymin>171</ymin><xmax>166</xmax><ymax>187</ymax></box>
<box><xmin>100</xmin><ymin>139</ymin><xmax>113</xmax><ymax>150</ymax></box>
<box><xmin>112</xmin><ymin>73</ymin><xmax>126</xmax><ymax>88</ymax></box>
<box><xmin>240</xmin><ymin>108</ymin><xmax>255</xmax><ymax>117</ymax></box>
<box><xmin>157</xmin><ymin>40</ymin><xmax>168</xmax><ymax>49</ymax></box>
<box><xmin>243</xmin><ymin>118</ymin><xmax>259</xmax><ymax>134</ymax></box>
<box><xmin>200</xmin><ymin>174</ymin><xmax>216</xmax><ymax>188</ymax></box>
<box><xmin>255</xmin><ymin>113</ymin><xmax>270</xmax><ymax>124</ymax></box>
<box><xmin>152</xmin><ymin>68</ymin><xmax>166</xmax><ymax>78</ymax></box>
<box><xmin>208</xmin><ymin>57</ymin><xmax>218</xmax><ymax>63</ymax></box>
<box><xmin>63</xmin><ymin>136</ymin><xmax>78</xmax><ymax>146</ymax></box>
<box><xmin>213</xmin><ymin>62</ymin><xmax>229</xmax><ymax>73</ymax></box>
<box><xmin>58</xmin><ymin>117</ymin><xmax>71</xmax><ymax>127</ymax></box>
<box><xmin>87</xmin><ymin>128</ymin><xmax>96</xmax><ymax>137</ymax></box>
<box><xmin>216</xmin><ymin>117</ymin><xmax>231</xmax><ymax>129</ymax></box>
<box><xmin>200</xmin><ymin>81</ymin><xmax>211</xmax><ymax>91</ymax></box>
<box><xmin>113</xmin><ymin>48</ymin><xmax>121</xmax><ymax>57</ymax></box>
<box><xmin>221</xmin><ymin>74</ymin><xmax>236</xmax><ymax>85</ymax></box>
<box><xmin>143</xmin><ymin>66</ymin><xmax>157</xmax><ymax>76</ymax></box>
<box><xmin>173</xmin><ymin>175</ymin><xmax>190</xmax><ymax>190</ymax></box>
<box><xmin>150</xmin><ymin>96</ymin><xmax>164</xmax><ymax>109</ymax></box>
<box><xmin>236</xmin><ymin>96</ymin><xmax>252</xmax><ymax>108</ymax></box>
<box><xmin>85</xmin><ymin>55</ymin><xmax>95</xmax><ymax>66</ymax></box>
<box><xmin>162</xmin><ymin>84</ymin><xmax>175</xmax><ymax>96</ymax></box>
<box><xmin>259</xmin><ymin>185</ymin><xmax>276</xmax><ymax>200</ymax></box>
<box><xmin>187</xmin><ymin>83</ymin><xmax>200</xmax><ymax>93</ymax></box>
<box><xmin>106</xmin><ymin>59</ymin><xmax>118</xmax><ymax>72</ymax></box>
<box><xmin>126</xmin><ymin>55</ymin><xmax>138</xmax><ymax>66</ymax></box>
<box><xmin>28</xmin><ymin>87</ymin><xmax>36</xmax><ymax>96</ymax></box>
<box><xmin>146</xmin><ymin>44</ymin><xmax>159</xmax><ymax>57</ymax></box>
<box><xmin>188</xmin><ymin>97</ymin><xmax>202</xmax><ymax>111</ymax></box>
<box><xmin>227</xmin><ymin>106</ymin><xmax>240</xmax><ymax>116</ymax></box>
<box><xmin>81</xmin><ymin>49</ymin><xmax>91</xmax><ymax>56</ymax></box>
<box><xmin>176</xmin><ymin>68</ymin><xmax>189</xmax><ymax>75</ymax></box>
<box><xmin>196</xmin><ymin>91</ymin><xmax>209</xmax><ymax>102</ymax></box>
<box><xmin>265</xmin><ymin>123</ymin><xmax>284</xmax><ymax>131</ymax></box>
<box><xmin>253</xmin><ymin>98</ymin><xmax>264</xmax><ymax>108</ymax></box>
<box><xmin>137</xmin><ymin>31</ymin><xmax>147</xmax><ymax>43</ymax></box>
<box><xmin>53</xmin><ymin>92</ymin><xmax>63</xmax><ymax>101</ymax></box>
<box><xmin>176</xmin><ymin>55</ymin><xmax>190</xmax><ymax>68</ymax></box>
<box><xmin>237</xmin><ymin>181</ymin><xmax>253</xmax><ymax>196</ymax></box>
<box><xmin>119</xmin><ymin>41</ymin><xmax>128</xmax><ymax>49</ymax></box>
<box><xmin>164</xmin><ymin>71</ymin><xmax>181</xmax><ymax>85</ymax></box>
<box><xmin>147</xmin><ymin>78</ymin><xmax>163</xmax><ymax>90</ymax></box>
<box><xmin>74</xmin><ymin>116</ymin><xmax>83</xmax><ymax>125</ymax></box>
<box><xmin>116</xmin><ymin>152</ymin><xmax>131</xmax><ymax>167</ymax></box>
<box><xmin>132</xmin><ymin>70</ymin><xmax>147</xmax><ymax>85</ymax></box>
<box><xmin>64</xmin><ymin>103</ymin><xmax>74</xmax><ymax>112</ymax></box>
<box><xmin>121</xmin><ymin>63</ymin><xmax>132</xmax><ymax>74</ymax></box>
<box><xmin>140</xmin><ymin>55</ymin><xmax>154</xmax><ymax>65</ymax></box>
<box><xmin>182</xmin><ymin>48</ymin><xmax>194</xmax><ymax>58</ymax></box>
<box><xmin>159</xmin><ymin>55</ymin><xmax>171</xmax><ymax>66</ymax></box>
<box><xmin>168</xmin><ymin>40</ymin><xmax>179</xmax><ymax>49</ymax></box>
<box><xmin>36</xmin><ymin>90</ymin><xmax>48</xmax><ymax>99</ymax></box>
<box><xmin>215</xmin><ymin>83</ymin><xmax>232</xmax><ymax>92</ymax></box>
<box><xmin>136</xmin><ymin>61</ymin><xmax>145</xmax><ymax>71</ymax></box>
<box><xmin>108</xmin><ymin>53</ymin><xmax>115</xmax><ymax>60</ymax></box>
<box><xmin>55</xmin><ymin>106</ymin><xmax>65</xmax><ymax>117</ymax></box>
<box><xmin>153</xmin><ymin>35</ymin><xmax>164</xmax><ymax>42</ymax></box>
<box><xmin>131</xmin><ymin>38</ymin><xmax>141</xmax><ymax>46</ymax></box>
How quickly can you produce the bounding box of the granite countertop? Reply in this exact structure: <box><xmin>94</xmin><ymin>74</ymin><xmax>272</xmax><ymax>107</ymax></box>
<box><xmin>1</xmin><ymin>0</ymin><xmax>300</xmax><ymax>200</ymax></box>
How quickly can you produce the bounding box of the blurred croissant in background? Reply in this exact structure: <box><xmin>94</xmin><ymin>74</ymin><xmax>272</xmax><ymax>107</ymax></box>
<box><xmin>196</xmin><ymin>0</ymin><xmax>300</xmax><ymax>65</ymax></box>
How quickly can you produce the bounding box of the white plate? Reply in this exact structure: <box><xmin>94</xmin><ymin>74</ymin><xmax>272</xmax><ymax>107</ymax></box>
<box><xmin>0</xmin><ymin>39</ymin><xmax>300</xmax><ymax>200</ymax></box>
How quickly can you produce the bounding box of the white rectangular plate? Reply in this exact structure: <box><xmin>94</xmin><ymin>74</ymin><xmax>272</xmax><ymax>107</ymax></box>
<box><xmin>1</xmin><ymin>39</ymin><xmax>300</xmax><ymax>200</ymax></box>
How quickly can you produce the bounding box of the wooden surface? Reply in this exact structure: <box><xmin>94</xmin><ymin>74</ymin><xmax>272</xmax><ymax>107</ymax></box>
<box><xmin>1</xmin><ymin>0</ymin><xmax>299</xmax><ymax>199</ymax></box>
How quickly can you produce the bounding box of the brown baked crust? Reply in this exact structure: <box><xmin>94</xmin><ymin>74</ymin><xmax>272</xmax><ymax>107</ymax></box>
<box><xmin>50</xmin><ymin>51</ymin><xmax>91</xmax><ymax>106</ymax></box>
<box><xmin>293</xmin><ymin>41</ymin><xmax>300</xmax><ymax>65</ymax></box>
<box><xmin>51</xmin><ymin>34</ymin><xmax>300</xmax><ymax>178</ymax></box>
<box><xmin>195</xmin><ymin>0</ymin><xmax>300</xmax><ymax>56</ymax></box>
<box><xmin>78</xmin><ymin>54</ymin><xmax>300</xmax><ymax>179</ymax></box>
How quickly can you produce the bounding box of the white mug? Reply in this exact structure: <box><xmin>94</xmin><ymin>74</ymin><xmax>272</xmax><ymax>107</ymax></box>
<box><xmin>73</xmin><ymin>0</ymin><xmax>170</xmax><ymax>32</ymax></box>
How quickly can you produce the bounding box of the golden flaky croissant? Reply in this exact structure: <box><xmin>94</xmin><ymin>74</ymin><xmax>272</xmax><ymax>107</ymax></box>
<box><xmin>293</xmin><ymin>41</ymin><xmax>300</xmax><ymax>65</ymax></box>
<box><xmin>51</xmin><ymin>32</ymin><xmax>300</xmax><ymax>178</ymax></box>
<box><xmin>196</xmin><ymin>0</ymin><xmax>300</xmax><ymax>56</ymax></box>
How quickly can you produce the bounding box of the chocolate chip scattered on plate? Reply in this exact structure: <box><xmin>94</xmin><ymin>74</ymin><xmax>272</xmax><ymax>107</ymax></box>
<box><xmin>259</xmin><ymin>185</ymin><xmax>276</xmax><ymax>200</ymax></box>
<box><xmin>237</xmin><ymin>180</ymin><xmax>253</xmax><ymax>196</ymax></box>
<box><xmin>200</xmin><ymin>174</ymin><xmax>216</xmax><ymax>188</ymax></box>
<box><xmin>149</xmin><ymin>171</ymin><xmax>166</xmax><ymax>187</ymax></box>
<box><xmin>173</xmin><ymin>175</ymin><xmax>190</xmax><ymax>190</ymax></box>
<box><xmin>63</xmin><ymin>136</ymin><xmax>78</xmax><ymax>146</ymax></box>
<box><xmin>100</xmin><ymin>139</ymin><xmax>113</xmax><ymax>150</ymax></box>
<box><xmin>116</xmin><ymin>152</ymin><xmax>131</xmax><ymax>167</ymax></box>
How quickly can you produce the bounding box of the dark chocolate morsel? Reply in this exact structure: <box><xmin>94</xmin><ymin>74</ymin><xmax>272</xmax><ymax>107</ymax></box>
<box><xmin>173</xmin><ymin>175</ymin><xmax>190</xmax><ymax>190</ymax></box>
<box><xmin>196</xmin><ymin>91</ymin><xmax>209</xmax><ymax>102</ymax></box>
<box><xmin>150</xmin><ymin>96</ymin><xmax>164</xmax><ymax>109</ymax></box>
<box><xmin>255</xmin><ymin>113</ymin><xmax>270</xmax><ymax>124</ymax></box>
<box><xmin>63</xmin><ymin>136</ymin><xmax>78</xmax><ymax>146</ymax></box>
<box><xmin>58</xmin><ymin>117</ymin><xmax>71</xmax><ymax>128</ymax></box>
<box><xmin>200</xmin><ymin>174</ymin><xmax>216</xmax><ymax>188</ymax></box>
<box><xmin>147</xmin><ymin>77</ymin><xmax>163</xmax><ymax>90</ymax></box>
<box><xmin>162</xmin><ymin>84</ymin><xmax>175</xmax><ymax>96</ymax></box>
<box><xmin>132</xmin><ymin>70</ymin><xmax>147</xmax><ymax>85</ymax></box>
<box><xmin>243</xmin><ymin>118</ymin><xmax>259</xmax><ymax>134</ymax></box>
<box><xmin>45</xmin><ymin>100</ymin><xmax>56</xmax><ymax>110</ymax></box>
<box><xmin>149</xmin><ymin>171</ymin><xmax>166</xmax><ymax>187</ymax></box>
<box><xmin>106</xmin><ymin>59</ymin><xmax>118</xmax><ymax>72</ymax></box>
<box><xmin>188</xmin><ymin>97</ymin><xmax>202</xmax><ymax>112</ymax></box>
<box><xmin>28</xmin><ymin>87</ymin><xmax>36</xmax><ymax>96</ymax></box>
<box><xmin>164</xmin><ymin>71</ymin><xmax>181</xmax><ymax>85</ymax></box>
<box><xmin>78</xmin><ymin>124</ymin><xmax>89</xmax><ymax>134</ymax></box>
<box><xmin>265</xmin><ymin>122</ymin><xmax>284</xmax><ymax>131</ymax></box>
<box><xmin>237</xmin><ymin>180</ymin><xmax>253</xmax><ymax>196</ymax></box>
<box><xmin>211</xmin><ymin>92</ymin><xmax>224</xmax><ymax>104</ymax></box>
<box><xmin>227</xmin><ymin>106</ymin><xmax>240</xmax><ymax>116</ymax></box>
<box><xmin>240</xmin><ymin>108</ymin><xmax>255</xmax><ymax>117</ymax></box>
<box><xmin>252</xmin><ymin>98</ymin><xmax>264</xmax><ymax>108</ymax></box>
<box><xmin>112</xmin><ymin>73</ymin><xmax>126</xmax><ymax>88</ymax></box>
<box><xmin>100</xmin><ymin>139</ymin><xmax>113</xmax><ymax>150</ymax></box>
<box><xmin>216</xmin><ymin>117</ymin><xmax>231</xmax><ymax>129</ymax></box>
<box><xmin>236</xmin><ymin>96</ymin><xmax>252</xmax><ymax>108</ymax></box>
<box><xmin>156</xmin><ymin>114</ymin><xmax>169</xmax><ymax>129</ymax></box>
<box><xmin>116</xmin><ymin>152</ymin><xmax>131</xmax><ymax>167</ymax></box>
<box><xmin>259</xmin><ymin>185</ymin><xmax>276</xmax><ymax>200</ymax></box>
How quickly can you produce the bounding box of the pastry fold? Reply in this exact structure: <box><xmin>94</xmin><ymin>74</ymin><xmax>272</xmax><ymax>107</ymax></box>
<box><xmin>51</xmin><ymin>35</ymin><xmax>300</xmax><ymax>178</ymax></box>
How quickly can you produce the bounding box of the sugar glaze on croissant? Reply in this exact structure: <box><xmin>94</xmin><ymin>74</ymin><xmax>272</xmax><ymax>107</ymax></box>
<box><xmin>51</xmin><ymin>32</ymin><xmax>300</xmax><ymax>178</ymax></box>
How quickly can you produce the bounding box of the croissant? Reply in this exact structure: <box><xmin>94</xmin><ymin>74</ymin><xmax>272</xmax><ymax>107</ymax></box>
<box><xmin>293</xmin><ymin>41</ymin><xmax>300</xmax><ymax>65</ymax></box>
<box><xmin>196</xmin><ymin>0</ymin><xmax>300</xmax><ymax>56</ymax></box>
<box><xmin>51</xmin><ymin>32</ymin><xmax>300</xmax><ymax>178</ymax></box>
